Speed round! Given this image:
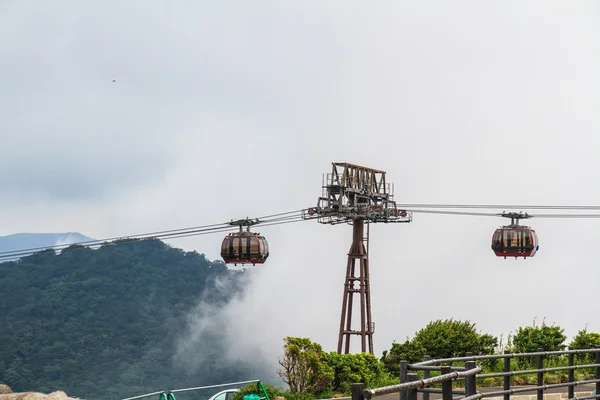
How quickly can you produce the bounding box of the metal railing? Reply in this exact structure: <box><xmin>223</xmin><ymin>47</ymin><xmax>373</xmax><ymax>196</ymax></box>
<box><xmin>120</xmin><ymin>379</ymin><xmax>261</xmax><ymax>400</ymax></box>
<box><xmin>360</xmin><ymin>348</ymin><xmax>600</xmax><ymax>400</ymax></box>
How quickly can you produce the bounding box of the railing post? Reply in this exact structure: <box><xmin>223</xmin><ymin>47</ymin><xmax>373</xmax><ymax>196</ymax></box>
<box><xmin>537</xmin><ymin>348</ymin><xmax>544</xmax><ymax>400</ymax></box>
<box><xmin>441</xmin><ymin>366</ymin><xmax>452</xmax><ymax>400</ymax></box>
<box><xmin>421</xmin><ymin>355</ymin><xmax>431</xmax><ymax>400</ymax></box>
<box><xmin>595</xmin><ymin>349</ymin><xmax>600</xmax><ymax>400</ymax></box>
<box><xmin>400</xmin><ymin>360</ymin><xmax>408</xmax><ymax>400</ymax></box>
<box><xmin>352</xmin><ymin>383</ymin><xmax>365</xmax><ymax>400</ymax></box>
<box><xmin>503</xmin><ymin>350</ymin><xmax>511</xmax><ymax>400</ymax></box>
<box><xmin>568</xmin><ymin>346</ymin><xmax>574</xmax><ymax>399</ymax></box>
<box><xmin>465</xmin><ymin>359</ymin><xmax>477</xmax><ymax>396</ymax></box>
<box><xmin>422</xmin><ymin>355</ymin><xmax>431</xmax><ymax>400</ymax></box>
<box><xmin>407</xmin><ymin>373</ymin><xmax>419</xmax><ymax>400</ymax></box>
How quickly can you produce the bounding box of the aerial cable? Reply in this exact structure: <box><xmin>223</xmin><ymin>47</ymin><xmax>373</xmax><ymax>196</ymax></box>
<box><xmin>0</xmin><ymin>218</ymin><xmax>314</xmax><ymax>262</ymax></box>
<box><xmin>0</xmin><ymin>222</ymin><xmax>231</xmax><ymax>257</ymax></box>
<box><xmin>407</xmin><ymin>209</ymin><xmax>500</xmax><ymax>217</ymax></box>
<box><xmin>0</xmin><ymin>226</ymin><xmax>239</xmax><ymax>261</ymax></box>
<box><xmin>398</xmin><ymin>203</ymin><xmax>600</xmax><ymax>211</ymax></box>
<box><xmin>525</xmin><ymin>213</ymin><xmax>600</xmax><ymax>218</ymax></box>
<box><xmin>0</xmin><ymin>209</ymin><xmax>308</xmax><ymax>258</ymax></box>
<box><xmin>0</xmin><ymin>224</ymin><xmax>232</xmax><ymax>258</ymax></box>
<box><xmin>407</xmin><ymin>209</ymin><xmax>600</xmax><ymax>219</ymax></box>
<box><xmin>0</xmin><ymin>208</ymin><xmax>311</xmax><ymax>261</ymax></box>
<box><xmin>5</xmin><ymin>203</ymin><xmax>600</xmax><ymax>263</ymax></box>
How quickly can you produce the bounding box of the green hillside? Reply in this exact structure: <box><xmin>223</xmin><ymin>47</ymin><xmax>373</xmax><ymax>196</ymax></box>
<box><xmin>0</xmin><ymin>238</ymin><xmax>253</xmax><ymax>400</ymax></box>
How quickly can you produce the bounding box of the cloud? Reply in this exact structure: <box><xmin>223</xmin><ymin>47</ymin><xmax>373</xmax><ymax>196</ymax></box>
<box><xmin>2</xmin><ymin>0</ymin><xmax>600</xmax><ymax>371</ymax></box>
<box><xmin>173</xmin><ymin>270</ymin><xmax>282</xmax><ymax>385</ymax></box>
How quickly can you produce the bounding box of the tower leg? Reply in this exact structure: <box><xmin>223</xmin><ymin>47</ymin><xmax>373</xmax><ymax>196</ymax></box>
<box><xmin>337</xmin><ymin>219</ymin><xmax>373</xmax><ymax>354</ymax></box>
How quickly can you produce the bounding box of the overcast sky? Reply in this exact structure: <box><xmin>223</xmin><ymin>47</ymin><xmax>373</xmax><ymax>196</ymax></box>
<box><xmin>2</xmin><ymin>0</ymin><xmax>600</xmax><ymax>381</ymax></box>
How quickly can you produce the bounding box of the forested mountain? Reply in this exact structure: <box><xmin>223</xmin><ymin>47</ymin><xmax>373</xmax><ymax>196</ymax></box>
<box><xmin>0</xmin><ymin>238</ymin><xmax>253</xmax><ymax>400</ymax></box>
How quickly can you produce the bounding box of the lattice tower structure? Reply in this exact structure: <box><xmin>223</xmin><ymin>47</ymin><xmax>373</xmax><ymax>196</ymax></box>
<box><xmin>303</xmin><ymin>162</ymin><xmax>412</xmax><ymax>354</ymax></box>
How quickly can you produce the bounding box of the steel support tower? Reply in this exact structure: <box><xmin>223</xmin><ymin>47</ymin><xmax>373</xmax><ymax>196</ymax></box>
<box><xmin>303</xmin><ymin>162</ymin><xmax>412</xmax><ymax>354</ymax></box>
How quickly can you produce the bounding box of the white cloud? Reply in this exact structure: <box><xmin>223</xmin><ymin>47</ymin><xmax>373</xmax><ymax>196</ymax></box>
<box><xmin>2</xmin><ymin>0</ymin><xmax>600</xmax><ymax>371</ymax></box>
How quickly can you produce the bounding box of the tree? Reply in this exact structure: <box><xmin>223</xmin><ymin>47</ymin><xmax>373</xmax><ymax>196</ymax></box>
<box><xmin>381</xmin><ymin>340</ymin><xmax>426</xmax><ymax>375</ymax></box>
<box><xmin>569</xmin><ymin>327</ymin><xmax>600</xmax><ymax>363</ymax></box>
<box><xmin>0</xmin><ymin>238</ymin><xmax>245</xmax><ymax>400</ymax></box>
<box><xmin>511</xmin><ymin>319</ymin><xmax>566</xmax><ymax>367</ymax></box>
<box><xmin>326</xmin><ymin>352</ymin><xmax>390</xmax><ymax>393</ymax></box>
<box><xmin>512</xmin><ymin>319</ymin><xmax>566</xmax><ymax>353</ymax></box>
<box><xmin>412</xmin><ymin>319</ymin><xmax>498</xmax><ymax>360</ymax></box>
<box><xmin>277</xmin><ymin>337</ymin><xmax>334</xmax><ymax>394</ymax></box>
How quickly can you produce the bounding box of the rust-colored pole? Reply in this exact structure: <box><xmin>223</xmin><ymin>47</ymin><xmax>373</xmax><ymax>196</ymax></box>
<box><xmin>337</xmin><ymin>218</ymin><xmax>373</xmax><ymax>354</ymax></box>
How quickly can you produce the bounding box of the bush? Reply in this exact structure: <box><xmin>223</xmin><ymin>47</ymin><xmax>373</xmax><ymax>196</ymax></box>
<box><xmin>277</xmin><ymin>337</ymin><xmax>334</xmax><ymax>394</ymax></box>
<box><xmin>381</xmin><ymin>340</ymin><xmax>426</xmax><ymax>375</ymax></box>
<box><xmin>570</xmin><ymin>327</ymin><xmax>600</xmax><ymax>365</ymax></box>
<box><xmin>381</xmin><ymin>319</ymin><xmax>497</xmax><ymax>376</ymax></box>
<box><xmin>512</xmin><ymin>319</ymin><xmax>566</xmax><ymax>353</ymax></box>
<box><xmin>511</xmin><ymin>319</ymin><xmax>566</xmax><ymax>368</ymax></box>
<box><xmin>231</xmin><ymin>383</ymin><xmax>320</xmax><ymax>400</ymax></box>
<box><xmin>325</xmin><ymin>352</ymin><xmax>392</xmax><ymax>393</ymax></box>
<box><xmin>231</xmin><ymin>383</ymin><xmax>286</xmax><ymax>400</ymax></box>
<box><xmin>412</xmin><ymin>319</ymin><xmax>497</xmax><ymax>360</ymax></box>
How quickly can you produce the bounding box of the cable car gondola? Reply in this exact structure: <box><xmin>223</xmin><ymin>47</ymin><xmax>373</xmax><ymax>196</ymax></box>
<box><xmin>491</xmin><ymin>212</ymin><xmax>539</xmax><ymax>259</ymax></box>
<box><xmin>220</xmin><ymin>218</ymin><xmax>269</xmax><ymax>266</ymax></box>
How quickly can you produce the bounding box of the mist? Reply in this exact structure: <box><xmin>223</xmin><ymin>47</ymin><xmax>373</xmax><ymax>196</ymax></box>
<box><xmin>173</xmin><ymin>270</ymin><xmax>283</xmax><ymax>388</ymax></box>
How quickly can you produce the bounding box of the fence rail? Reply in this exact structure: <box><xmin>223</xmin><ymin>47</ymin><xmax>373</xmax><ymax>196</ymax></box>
<box><xmin>360</xmin><ymin>348</ymin><xmax>600</xmax><ymax>400</ymax></box>
<box><xmin>120</xmin><ymin>379</ymin><xmax>261</xmax><ymax>400</ymax></box>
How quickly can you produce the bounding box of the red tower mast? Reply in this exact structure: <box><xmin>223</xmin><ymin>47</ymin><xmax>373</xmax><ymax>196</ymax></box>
<box><xmin>304</xmin><ymin>162</ymin><xmax>411</xmax><ymax>354</ymax></box>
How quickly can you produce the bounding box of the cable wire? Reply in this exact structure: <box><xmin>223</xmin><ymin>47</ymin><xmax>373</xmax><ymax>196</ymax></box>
<box><xmin>4</xmin><ymin>203</ymin><xmax>600</xmax><ymax>262</ymax></box>
<box><xmin>407</xmin><ymin>209</ymin><xmax>600</xmax><ymax>219</ymax></box>
<box><xmin>408</xmin><ymin>209</ymin><xmax>501</xmax><ymax>217</ymax></box>
<box><xmin>398</xmin><ymin>203</ymin><xmax>600</xmax><ymax>210</ymax></box>
<box><xmin>0</xmin><ymin>208</ymin><xmax>310</xmax><ymax>261</ymax></box>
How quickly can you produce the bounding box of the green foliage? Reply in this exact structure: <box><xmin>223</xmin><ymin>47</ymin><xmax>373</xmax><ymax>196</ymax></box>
<box><xmin>276</xmin><ymin>338</ymin><xmax>396</xmax><ymax>397</ymax></box>
<box><xmin>232</xmin><ymin>383</ymin><xmax>315</xmax><ymax>400</ymax></box>
<box><xmin>277</xmin><ymin>337</ymin><xmax>334</xmax><ymax>394</ymax></box>
<box><xmin>0</xmin><ymin>238</ymin><xmax>248</xmax><ymax>400</ymax></box>
<box><xmin>231</xmin><ymin>383</ymin><xmax>285</xmax><ymax>400</ymax></box>
<box><xmin>5</xmin><ymin>239</ymin><xmax>600</xmax><ymax>400</ymax></box>
<box><xmin>512</xmin><ymin>318</ymin><xmax>567</xmax><ymax>353</ymax></box>
<box><xmin>412</xmin><ymin>319</ymin><xmax>498</xmax><ymax>360</ymax></box>
<box><xmin>380</xmin><ymin>340</ymin><xmax>426</xmax><ymax>375</ymax></box>
<box><xmin>570</xmin><ymin>327</ymin><xmax>600</xmax><ymax>363</ymax></box>
<box><xmin>511</xmin><ymin>319</ymin><xmax>566</xmax><ymax>367</ymax></box>
<box><xmin>569</xmin><ymin>326</ymin><xmax>600</xmax><ymax>375</ymax></box>
<box><xmin>325</xmin><ymin>352</ymin><xmax>393</xmax><ymax>393</ymax></box>
<box><xmin>380</xmin><ymin>319</ymin><xmax>497</xmax><ymax>376</ymax></box>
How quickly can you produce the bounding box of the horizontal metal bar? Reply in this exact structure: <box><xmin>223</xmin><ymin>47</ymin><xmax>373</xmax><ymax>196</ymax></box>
<box><xmin>456</xmin><ymin>389</ymin><xmax>600</xmax><ymax>400</ymax></box>
<box><xmin>571</xmin><ymin>395</ymin><xmax>600</xmax><ymax>400</ymax></box>
<box><xmin>171</xmin><ymin>380</ymin><xmax>261</xmax><ymax>393</ymax></box>
<box><xmin>478</xmin><ymin>363</ymin><xmax>600</xmax><ymax>378</ymax></box>
<box><xmin>409</xmin><ymin>365</ymin><xmax>466</xmax><ymax>371</ymax></box>
<box><xmin>414</xmin><ymin>349</ymin><xmax>600</xmax><ymax>366</ymax></box>
<box><xmin>363</xmin><ymin>366</ymin><xmax>482</xmax><ymax>398</ymax></box>
<box><xmin>418</xmin><ymin>388</ymin><xmax>466</xmax><ymax>394</ymax></box>
<box><xmin>320</xmin><ymin>397</ymin><xmax>351</xmax><ymax>400</ymax></box>
<box><xmin>121</xmin><ymin>390</ymin><xmax>165</xmax><ymax>400</ymax></box>
<box><xmin>456</xmin><ymin>387</ymin><xmax>600</xmax><ymax>400</ymax></box>
<box><xmin>480</xmin><ymin>378</ymin><xmax>600</xmax><ymax>397</ymax></box>
<box><xmin>120</xmin><ymin>378</ymin><xmax>263</xmax><ymax>399</ymax></box>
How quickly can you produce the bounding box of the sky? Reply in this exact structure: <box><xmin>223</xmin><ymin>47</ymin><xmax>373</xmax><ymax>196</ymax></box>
<box><xmin>2</xmin><ymin>0</ymin><xmax>600</xmax><ymax>387</ymax></box>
